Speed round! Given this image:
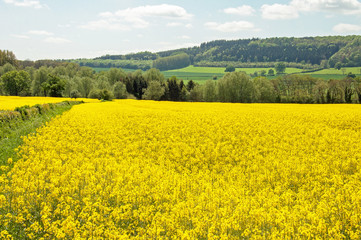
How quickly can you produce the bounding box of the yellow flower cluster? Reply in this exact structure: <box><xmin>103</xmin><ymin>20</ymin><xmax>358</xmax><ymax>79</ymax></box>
<box><xmin>0</xmin><ymin>96</ymin><xmax>98</xmax><ymax>111</ymax></box>
<box><xmin>1</xmin><ymin>100</ymin><xmax>361</xmax><ymax>239</ymax></box>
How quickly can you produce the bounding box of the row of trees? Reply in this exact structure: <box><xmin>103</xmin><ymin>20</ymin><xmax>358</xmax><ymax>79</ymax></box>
<box><xmin>184</xmin><ymin>73</ymin><xmax>361</xmax><ymax>104</ymax></box>
<box><xmin>152</xmin><ymin>53</ymin><xmax>191</xmax><ymax>71</ymax></box>
<box><xmin>1</xmin><ymin>58</ymin><xmax>361</xmax><ymax>103</ymax></box>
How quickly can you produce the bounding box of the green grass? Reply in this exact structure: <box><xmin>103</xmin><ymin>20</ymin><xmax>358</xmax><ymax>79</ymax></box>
<box><xmin>162</xmin><ymin>65</ymin><xmax>304</xmax><ymax>83</ymax></box>
<box><xmin>308</xmin><ymin>67</ymin><xmax>361</xmax><ymax>75</ymax></box>
<box><xmin>166</xmin><ymin>65</ymin><xmax>303</xmax><ymax>74</ymax></box>
<box><xmin>0</xmin><ymin>104</ymin><xmax>76</xmax><ymax>168</ymax></box>
<box><xmin>92</xmin><ymin>65</ymin><xmax>361</xmax><ymax>84</ymax></box>
<box><xmin>309</xmin><ymin>74</ymin><xmax>361</xmax><ymax>80</ymax></box>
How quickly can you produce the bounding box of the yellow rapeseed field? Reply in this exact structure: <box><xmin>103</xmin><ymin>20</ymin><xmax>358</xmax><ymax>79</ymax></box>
<box><xmin>0</xmin><ymin>96</ymin><xmax>98</xmax><ymax>111</ymax></box>
<box><xmin>1</xmin><ymin>100</ymin><xmax>361</xmax><ymax>239</ymax></box>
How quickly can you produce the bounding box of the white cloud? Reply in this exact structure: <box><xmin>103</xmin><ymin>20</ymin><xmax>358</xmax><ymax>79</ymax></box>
<box><xmin>58</xmin><ymin>24</ymin><xmax>71</xmax><ymax>28</ymax></box>
<box><xmin>44</xmin><ymin>37</ymin><xmax>71</xmax><ymax>44</ymax></box>
<box><xmin>167</xmin><ymin>22</ymin><xmax>193</xmax><ymax>28</ymax></box>
<box><xmin>81</xmin><ymin>19</ymin><xmax>131</xmax><ymax>31</ymax></box>
<box><xmin>11</xmin><ymin>34</ymin><xmax>30</xmax><ymax>39</ymax></box>
<box><xmin>261</xmin><ymin>4</ymin><xmax>299</xmax><ymax>20</ymax></box>
<box><xmin>178</xmin><ymin>35</ymin><xmax>191</xmax><ymax>39</ymax></box>
<box><xmin>3</xmin><ymin>0</ymin><xmax>44</xmax><ymax>9</ymax></box>
<box><xmin>167</xmin><ymin>22</ymin><xmax>183</xmax><ymax>27</ymax></box>
<box><xmin>224</xmin><ymin>5</ymin><xmax>256</xmax><ymax>16</ymax></box>
<box><xmin>28</xmin><ymin>30</ymin><xmax>53</xmax><ymax>36</ymax></box>
<box><xmin>81</xmin><ymin>4</ymin><xmax>192</xmax><ymax>31</ymax></box>
<box><xmin>205</xmin><ymin>21</ymin><xmax>256</xmax><ymax>32</ymax></box>
<box><xmin>333</xmin><ymin>23</ymin><xmax>361</xmax><ymax>33</ymax></box>
<box><xmin>291</xmin><ymin>0</ymin><xmax>361</xmax><ymax>14</ymax></box>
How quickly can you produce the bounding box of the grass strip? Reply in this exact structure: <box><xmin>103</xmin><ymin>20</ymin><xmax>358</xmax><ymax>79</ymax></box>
<box><xmin>0</xmin><ymin>102</ymin><xmax>80</xmax><ymax>167</ymax></box>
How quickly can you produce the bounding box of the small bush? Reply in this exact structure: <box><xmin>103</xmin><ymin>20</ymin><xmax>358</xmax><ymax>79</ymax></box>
<box><xmin>88</xmin><ymin>89</ymin><xmax>102</xmax><ymax>99</ymax></box>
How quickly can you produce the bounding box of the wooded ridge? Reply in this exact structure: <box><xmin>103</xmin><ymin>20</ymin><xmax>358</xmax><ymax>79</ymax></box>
<box><xmin>86</xmin><ymin>35</ymin><xmax>361</xmax><ymax>70</ymax></box>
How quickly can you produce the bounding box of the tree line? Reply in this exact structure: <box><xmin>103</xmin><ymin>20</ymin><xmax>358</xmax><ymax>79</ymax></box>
<box><xmin>1</xmin><ymin>59</ymin><xmax>361</xmax><ymax>104</ymax></box>
<box><xmin>72</xmin><ymin>35</ymin><xmax>361</xmax><ymax>71</ymax></box>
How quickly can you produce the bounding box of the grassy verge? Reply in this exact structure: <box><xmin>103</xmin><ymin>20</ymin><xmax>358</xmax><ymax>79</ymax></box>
<box><xmin>0</xmin><ymin>102</ymin><xmax>81</xmax><ymax>168</ymax></box>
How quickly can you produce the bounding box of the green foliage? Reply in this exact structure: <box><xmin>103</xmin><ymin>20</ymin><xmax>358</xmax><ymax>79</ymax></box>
<box><xmin>189</xmin><ymin>85</ymin><xmax>203</xmax><ymax>102</ymax></box>
<box><xmin>268</xmin><ymin>69</ymin><xmax>275</xmax><ymax>76</ymax></box>
<box><xmin>0</xmin><ymin>70</ymin><xmax>31</xmax><ymax>96</ymax></box>
<box><xmin>218</xmin><ymin>72</ymin><xmax>255</xmax><ymax>103</ymax></box>
<box><xmin>107</xmin><ymin>68</ymin><xmax>127</xmax><ymax>85</ymax></box>
<box><xmin>166</xmin><ymin>76</ymin><xmax>182</xmax><ymax>101</ymax></box>
<box><xmin>70</xmin><ymin>90</ymin><xmax>81</xmax><ymax>99</ymax></box>
<box><xmin>329</xmin><ymin>37</ymin><xmax>361</xmax><ymax>67</ymax></box>
<box><xmin>72</xmin><ymin>59</ymin><xmax>152</xmax><ymax>71</ymax></box>
<box><xmin>88</xmin><ymin>89</ymin><xmax>113</xmax><ymax>100</ymax></box>
<box><xmin>42</xmin><ymin>74</ymin><xmax>66</xmax><ymax>97</ymax></box>
<box><xmin>143</xmin><ymin>81</ymin><xmax>165</xmax><ymax>100</ymax></box>
<box><xmin>143</xmin><ymin>68</ymin><xmax>165</xmax><ymax>83</ymax></box>
<box><xmin>225</xmin><ymin>65</ymin><xmax>235</xmax><ymax>72</ymax></box>
<box><xmin>186</xmin><ymin>80</ymin><xmax>195</xmax><ymax>91</ymax></box>
<box><xmin>0</xmin><ymin>101</ymin><xmax>82</xmax><ymax>165</ymax></box>
<box><xmin>100</xmin><ymin>89</ymin><xmax>113</xmax><ymax>101</ymax></box>
<box><xmin>88</xmin><ymin>89</ymin><xmax>102</xmax><ymax>99</ymax></box>
<box><xmin>153</xmin><ymin>53</ymin><xmax>191</xmax><ymax>71</ymax></box>
<box><xmin>95</xmin><ymin>51</ymin><xmax>158</xmax><ymax>61</ymax></box>
<box><xmin>275</xmin><ymin>62</ymin><xmax>286</xmax><ymax>74</ymax></box>
<box><xmin>0</xmin><ymin>63</ymin><xmax>16</xmax><ymax>77</ymax></box>
<box><xmin>113</xmin><ymin>82</ymin><xmax>127</xmax><ymax>99</ymax></box>
<box><xmin>0</xmin><ymin>49</ymin><xmax>18</xmax><ymax>67</ymax></box>
<box><xmin>203</xmin><ymin>80</ymin><xmax>217</xmax><ymax>102</ymax></box>
<box><xmin>253</xmin><ymin>77</ymin><xmax>276</xmax><ymax>103</ymax></box>
<box><xmin>125</xmin><ymin>70</ymin><xmax>147</xmax><ymax>99</ymax></box>
<box><xmin>32</xmin><ymin>66</ymin><xmax>50</xmax><ymax>96</ymax></box>
<box><xmin>335</xmin><ymin>62</ymin><xmax>342</xmax><ymax>70</ymax></box>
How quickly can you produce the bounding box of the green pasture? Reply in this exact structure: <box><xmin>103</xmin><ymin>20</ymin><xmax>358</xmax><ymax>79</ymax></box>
<box><xmin>166</xmin><ymin>65</ymin><xmax>303</xmax><ymax>74</ymax></box>
<box><xmin>92</xmin><ymin>65</ymin><xmax>361</xmax><ymax>84</ymax></box>
<box><xmin>305</xmin><ymin>67</ymin><xmax>361</xmax><ymax>75</ymax></box>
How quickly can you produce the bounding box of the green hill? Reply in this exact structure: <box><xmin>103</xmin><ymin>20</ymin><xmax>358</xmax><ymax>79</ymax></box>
<box><xmin>72</xmin><ymin>35</ymin><xmax>361</xmax><ymax>71</ymax></box>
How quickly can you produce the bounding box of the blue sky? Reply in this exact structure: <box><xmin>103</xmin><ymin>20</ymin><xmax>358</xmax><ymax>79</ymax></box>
<box><xmin>1</xmin><ymin>0</ymin><xmax>361</xmax><ymax>60</ymax></box>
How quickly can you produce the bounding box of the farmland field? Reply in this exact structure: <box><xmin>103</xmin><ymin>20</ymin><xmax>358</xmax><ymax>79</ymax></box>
<box><xmin>166</xmin><ymin>65</ymin><xmax>304</xmax><ymax>74</ymax></box>
<box><xmin>93</xmin><ymin>65</ymin><xmax>361</xmax><ymax>83</ymax></box>
<box><xmin>0</xmin><ymin>96</ymin><xmax>98</xmax><ymax>111</ymax></box>
<box><xmin>1</xmin><ymin>99</ymin><xmax>361</xmax><ymax>239</ymax></box>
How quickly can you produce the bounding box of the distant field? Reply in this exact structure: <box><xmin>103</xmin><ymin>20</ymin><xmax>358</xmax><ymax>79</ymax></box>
<box><xmin>307</xmin><ymin>67</ymin><xmax>361</xmax><ymax>75</ymax></box>
<box><xmin>166</xmin><ymin>65</ymin><xmax>303</xmax><ymax>74</ymax></box>
<box><xmin>92</xmin><ymin>65</ymin><xmax>361</xmax><ymax>83</ymax></box>
<box><xmin>163</xmin><ymin>66</ymin><xmax>303</xmax><ymax>82</ymax></box>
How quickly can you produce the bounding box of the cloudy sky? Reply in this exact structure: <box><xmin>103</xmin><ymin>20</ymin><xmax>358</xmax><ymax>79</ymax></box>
<box><xmin>1</xmin><ymin>0</ymin><xmax>361</xmax><ymax>60</ymax></box>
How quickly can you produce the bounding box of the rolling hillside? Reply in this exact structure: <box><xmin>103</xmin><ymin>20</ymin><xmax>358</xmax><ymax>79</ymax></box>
<box><xmin>73</xmin><ymin>35</ymin><xmax>361</xmax><ymax>71</ymax></box>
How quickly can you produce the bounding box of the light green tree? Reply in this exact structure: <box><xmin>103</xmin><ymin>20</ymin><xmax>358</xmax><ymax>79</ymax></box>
<box><xmin>253</xmin><ymin>77</ymin><xmax>276</xmax><ymax>103</ymax></box>
<box><xmin>217</xmin><ymin>72</ymin><xmax>255</xmax><ymax>103</ymax></box>
<box><xmin>203</xmin><ymin>80</ymin><xmax>217</xmax><ymax>102</ymax></box>
<box><xmin>143</xmin><ymin>81</ymin><xmax>165</xmax><ymax>100</ymax></box>
<box><xmin>113</xmin><ymin>82</ymin><xmax>128</xmax><ymax>99</ymax></box>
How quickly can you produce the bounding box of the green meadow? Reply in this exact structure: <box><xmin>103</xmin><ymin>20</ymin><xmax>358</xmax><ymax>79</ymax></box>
<box><xmin>94</xmin><ymin>65</ymin><xmax>361</xmax><ymax>83</ymax></box>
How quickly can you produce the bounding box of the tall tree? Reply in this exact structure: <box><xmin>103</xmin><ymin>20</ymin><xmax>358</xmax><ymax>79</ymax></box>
<box><xmin>1</xmin><ymin>70</ymin><xmax>31</xmax><ymax>96</ymax></box>
<box><xmin>217</xmin><ymin>72</ymin><xmax>255</xmax><ymax>103</ymax></box>
<box><xmin>42</xmin><ymin>74</ymin><xmax>66</xmax><ymax>97</ymax></box>
<box><xmin>143</xmin><ymin>81</ymin><xmax>165</xmax><ymax>100</ymax></box>
<box><xmin>275</xmin><ymin>62</ymin><xmax>286</xmax><ymax>74</ymax></box>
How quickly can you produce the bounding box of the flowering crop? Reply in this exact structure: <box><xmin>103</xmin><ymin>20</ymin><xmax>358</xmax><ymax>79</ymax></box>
<box><xmin>0</xmin><ymin>96</ymin><xmax>98</xmax><ymax>111</ymax></box>
<box><xmin>1</xmin><ymin>100</ymin><xmax>361</xmax><ymax>239</ymax></box>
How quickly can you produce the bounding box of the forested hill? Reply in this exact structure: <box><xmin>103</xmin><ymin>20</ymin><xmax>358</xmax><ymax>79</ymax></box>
<box><xmin>91</xmin><ymin>35</ymin><xmax>361</xmax><ymax>70</ymax></box>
